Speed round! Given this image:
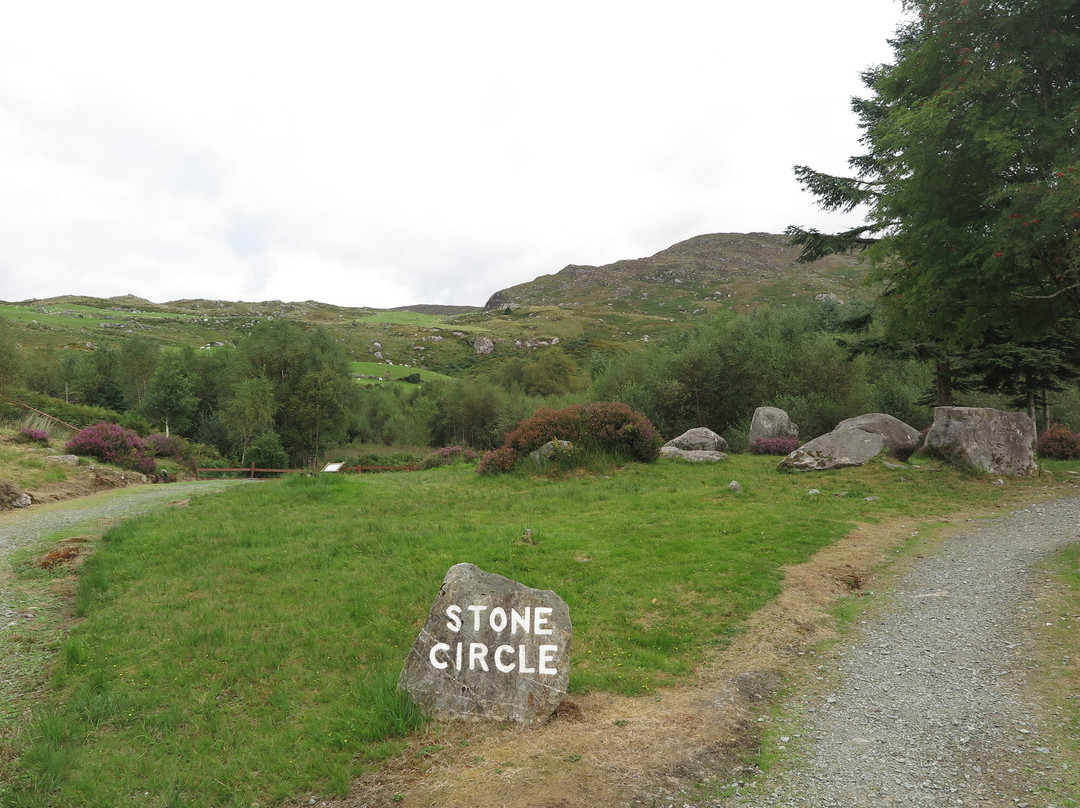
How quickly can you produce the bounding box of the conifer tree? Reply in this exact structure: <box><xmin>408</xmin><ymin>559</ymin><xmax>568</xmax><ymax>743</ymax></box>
<box><xmin>788</xmin><ymin>0</ymin><xmax>1080</xmax><ymax>400</ymax></box>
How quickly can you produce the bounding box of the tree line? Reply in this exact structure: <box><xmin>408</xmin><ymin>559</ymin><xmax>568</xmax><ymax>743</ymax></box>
<box><xmin>3</xmin><ymin>297</ymin><xmax>1079</xmax><ymax>469</ymax></box>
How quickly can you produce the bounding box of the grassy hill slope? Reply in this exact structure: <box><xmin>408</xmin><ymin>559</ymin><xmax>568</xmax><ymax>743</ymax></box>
<box><xmin>1</xmin><ymin>233</ymin><xmax>872</xmax><ymax>380</ymax></box>
<box><xmin>482</xmin><ymin>233</ymin><xmax>866</xmax><ymax>314</ymax></box>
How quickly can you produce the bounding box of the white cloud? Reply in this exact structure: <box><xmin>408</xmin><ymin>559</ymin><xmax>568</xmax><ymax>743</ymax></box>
<box><xmin>0</xmin><ymin>0</ymin><xmax>905</xmax><ymax>308</ymax></box>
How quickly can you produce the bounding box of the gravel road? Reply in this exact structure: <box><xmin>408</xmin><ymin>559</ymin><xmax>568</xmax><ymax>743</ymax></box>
<box><xmin>727</xmin><ymin>496</ymin><xmax>1080</xmax><ymax>808</ymax></box>
<box><xmin>0</xmin><ymin>480</ymin><xmax>244</xmax><ymax>629</ymax></box>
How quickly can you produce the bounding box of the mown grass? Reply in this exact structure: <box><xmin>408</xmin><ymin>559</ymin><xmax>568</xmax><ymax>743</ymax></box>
<box><xmin>3</xmin><ymin>456</ymin><xmax>1031</xmax><ymax>806</ymax></box>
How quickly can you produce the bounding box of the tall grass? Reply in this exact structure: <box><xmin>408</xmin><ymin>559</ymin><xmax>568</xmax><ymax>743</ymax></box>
<box><xmin>5</xmin><ymin>456</ymin><xmax>1021</xmax><ymax>806</ymax></box>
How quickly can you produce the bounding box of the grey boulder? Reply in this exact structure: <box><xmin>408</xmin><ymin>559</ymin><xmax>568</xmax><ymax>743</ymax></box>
<box><xmin>664</xmin><ymin>427</ymin><xmax>729</xmax><ymax>453</ymax></box>
<box><xmin>924</xmin><ymin>406</ymin><xmax>1037</xmax><ymax>476</ymax></box>
<box><xmin>398</xmin><ymin>563</ymin><xmax>571</xmax><ymax>725</ymax></box>
<box><xmin>833</xmin><ymin>413</ymin><xmax>922</xmax><ymax>460</ymax></box>
<box><xmin>777</xmin><ymin>427</ymin><xmax>886</xmax><ymax>472</ymax></box>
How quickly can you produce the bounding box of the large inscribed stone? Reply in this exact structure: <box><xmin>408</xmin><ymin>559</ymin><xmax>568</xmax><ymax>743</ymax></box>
<box><xmin>398</xmin><ymin>563</ymin><xmax>572</xmax><ymax>725</ymax></box>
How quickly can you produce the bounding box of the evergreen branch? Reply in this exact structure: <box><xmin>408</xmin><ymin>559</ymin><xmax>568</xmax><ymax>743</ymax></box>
<box><xmin>792</xmin><ymin>165</ymin><xmax>879</xmax><ymax>213</ymax></box>
<box><xmin>784</xmin><ymin>225</ymin><xmax>880</xmax><ymax>264</ymax></box>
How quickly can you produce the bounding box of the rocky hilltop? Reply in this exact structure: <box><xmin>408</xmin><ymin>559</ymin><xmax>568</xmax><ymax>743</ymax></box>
<box><xmin>484</xmin><ymin>232</ymin><xmax>865</xmax><ymax>313</ymax></box>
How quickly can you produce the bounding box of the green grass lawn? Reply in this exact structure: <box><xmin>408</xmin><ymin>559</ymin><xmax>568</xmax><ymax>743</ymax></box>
<box><xmin>2</xmin><ymin>455</ymin><xmax>1033</xmax><ymax>807</ymax></box>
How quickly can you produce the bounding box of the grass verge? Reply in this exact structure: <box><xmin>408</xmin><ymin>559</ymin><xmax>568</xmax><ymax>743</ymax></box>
<box><xmin>2</xmin><ymin>455</ymin><xmax>1040</xmax><ymax>806</ymax></box>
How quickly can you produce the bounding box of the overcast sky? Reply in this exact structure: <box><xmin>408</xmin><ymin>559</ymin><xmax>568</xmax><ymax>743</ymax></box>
<box><xmin>0</xmin><ymin>1</ymin><xmax>905</xmax><ymax>309</ymax></box>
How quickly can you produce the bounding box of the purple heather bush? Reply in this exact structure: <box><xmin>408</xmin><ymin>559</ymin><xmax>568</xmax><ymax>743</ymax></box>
<box><xmin>65</xmin><ymin>422</ymin><xmax>156</xmax><ymax>475</ymax></box>
<box><xmin>478</xmin><ymin>401</ymin><xmax>662</xmax><ymax>474</ymax></box>
<box><xmin>748</xmin><ymin>436</ymin><xmax>801</xmax><ymax>456</ymax></box>
<box><xmin>15</xmin><ymin>428</ymin><xmax>50</xmax><ymax>446</ymax></box>
<box><xmin>1036</xmin><ymin>424</ymin><xmax>1080</xmax><ymax>460</ymax></box>
<box><xmin>417</xmin><ymin>445</ymin><xmax>480</xmax><ymax>471</ymax></box>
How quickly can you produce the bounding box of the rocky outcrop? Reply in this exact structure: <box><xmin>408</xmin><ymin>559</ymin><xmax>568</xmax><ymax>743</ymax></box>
<box><xmin>0</xmin><ymin>479</ymin><xmax>31</xmax><ymax>509</ymax></box>
<box><xmin>777</xmin><ymin>427</ymin><xmax>886</xmax><ymax>472</ymax></box>
<box><xmin>473</xmin><ymin>336</ymin><xmax>495</xmax><ymax>355</ymax></box>
<box><xmin>660</xmin><ymin>428</ymin><xmax>729</xmax><ymax>462</ymax></box>
<box><xmin>923</xmin><ymin>407</ymin><xmax>1037</xmax><ymax>476</ymax></box>
<box><xmin>833</xmin><ymin>413</ymin><xmax>921</xmax><ymax>461</ymax></box>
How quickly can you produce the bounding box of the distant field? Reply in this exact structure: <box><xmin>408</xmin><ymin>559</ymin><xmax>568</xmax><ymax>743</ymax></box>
<box><xmin>349</xmin><ymin>361</ymin><xmax>456</xmax><ymax>383</ymax></box>
<box><xmin>351</xmin><ymin>310</ymin><xmax>489</xmax><ymax>333</ymax></box>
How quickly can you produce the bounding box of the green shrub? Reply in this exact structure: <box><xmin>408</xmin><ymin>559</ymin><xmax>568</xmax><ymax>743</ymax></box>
<box><xmin>247</xmin><ymin>431</ymin><xmax>289</xmax><ymax>471</ymax></box>
<box><xmin>146</xmin><ymin>433</ymin><xmax>196</xmax><ymax>469</ymax></box>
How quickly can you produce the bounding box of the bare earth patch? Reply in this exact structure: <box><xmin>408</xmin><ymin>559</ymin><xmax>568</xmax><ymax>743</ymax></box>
<box><xmin>328</xmin><ymin>513</ymin><xmax>974</xmax><ymax>808</ymax></box>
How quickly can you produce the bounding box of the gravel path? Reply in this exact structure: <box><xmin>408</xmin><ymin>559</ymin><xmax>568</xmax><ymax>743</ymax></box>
<box><xmin>0</xmin><ymin>480</ymin><xmax>244</xmax><ymax>628</ymax></box>
<box><xmin>729</xmin><ymin>496</ymin><xmax>1080</xmax><ymax>808</ymax></box>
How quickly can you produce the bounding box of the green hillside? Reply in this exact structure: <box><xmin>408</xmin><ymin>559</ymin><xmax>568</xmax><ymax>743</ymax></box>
<box><xmin>1</xmin><ymin>232</ymin><xmax>871</xmax><ymax>381</ymax></box>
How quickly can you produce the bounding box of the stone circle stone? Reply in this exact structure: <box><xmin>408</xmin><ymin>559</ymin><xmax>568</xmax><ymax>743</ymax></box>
<box><xmin>663</xmin><ymin>427</ymin><xmax>729</xmax><ymax>453</ymax></box>
<box><xmin>530</xmin><ymin>440</ymin><xmax>573</xmax><ymax>466</ymax></box>
<box><xmin>398</xmin><ymin>563</ymin><xmax>571</xmax><ymax>725</ymax></box>
<box><xmin>660</xmin><ymin>447</ymin><xmax>728</xmax><ymax>462</ymax></box>
<box><xmin>777</xmin><ymin>427</ymin><xmax>886</xmax><ymax>472</ymax></box>
<box><xmin>832</xmin><ymin>413</ymin><xmax>922</xmax><ymax>460</ymax></box>
<box><xmin>923</xmin><ymin>406</ymin><xmax>1037</xmax><ymax>476</ymax></box>
<box><xmin>749</xmin><ymin>407</ymin><xmax>799</xmax><ymax>444</ymax></box>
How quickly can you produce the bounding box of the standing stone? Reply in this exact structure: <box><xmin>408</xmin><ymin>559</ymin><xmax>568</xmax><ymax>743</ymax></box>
<box><xmin>924</xmin><ymin>406</ymin><xmax>1037</xmax><ymax>476</ymax></box>
<box><xmin>750</xmin><ymin>407</ymin><xmax>799</xmax><ymax>443</ymax></box>
<box><xmin>398</xmin><ymin>563</ymin><xmax>572</xmax><ymax>725</ymax></box>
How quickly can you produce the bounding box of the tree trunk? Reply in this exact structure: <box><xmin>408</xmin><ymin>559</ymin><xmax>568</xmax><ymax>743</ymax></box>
<box><xmin>935</xmin><ymin>361</ymin><xmax>953</xmax><ymax>406</ymax></box>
